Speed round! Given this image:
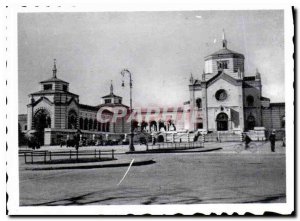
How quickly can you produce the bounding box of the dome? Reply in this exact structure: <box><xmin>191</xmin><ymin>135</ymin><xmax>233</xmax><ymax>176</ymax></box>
<box><xmin>205</xmin><ymin>47</ymin><xmax>245</xmax><ymax>60</ymax></box>
<box><xmin>205</xmin><ymin>30</ymin><xmax>244</xmax><ymax>60</ymax></box>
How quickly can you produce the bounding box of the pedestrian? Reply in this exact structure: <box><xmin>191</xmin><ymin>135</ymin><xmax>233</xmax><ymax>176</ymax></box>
<box><xmin>152</xmin><ymin>137</ymin><xmax>156</xmax><ymax>145</ymax></box>
<box><xmin>269</xmin><ymin>130</ymin><xmax>276</xmax><ymax>152</ymax></box>
<box><xmin>145</xmin><ymin>142</ymin><xmax>149</xmax><ymax>151</ymax></box>
<box><xmin>245</xmin><ymin>134</ymin><xmax>251</xmax><ymax>149</ymax></box>
<box><xmin>282</xmin><ymin>136</ymin><xmax>286</xmax><ymax>147</ymax></box>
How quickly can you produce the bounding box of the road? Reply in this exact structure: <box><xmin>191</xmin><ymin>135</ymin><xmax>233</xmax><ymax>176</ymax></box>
<box><xmin>19</xmin><ymin>142</ymin><xmax>286</xmax><ymax>205</ymax></box>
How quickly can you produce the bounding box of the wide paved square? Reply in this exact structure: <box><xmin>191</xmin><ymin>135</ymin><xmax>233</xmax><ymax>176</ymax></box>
<box><xmin>19</xmin><ymin>142</ymin><xmax>286</xmax><ymax>205</ymax></box>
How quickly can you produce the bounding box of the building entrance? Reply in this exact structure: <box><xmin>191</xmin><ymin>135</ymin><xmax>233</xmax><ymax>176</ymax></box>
<box><xmin>216</xmin><ymin>113</ymin><xmax>228</xmax><ymax>131</ymax></box>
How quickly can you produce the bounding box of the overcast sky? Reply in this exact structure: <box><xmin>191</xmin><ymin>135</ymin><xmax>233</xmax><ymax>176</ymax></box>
<box><xmin>18</xmin><ymin>10</ymin><xmax>284</xmax><ymax>114</ymax></box>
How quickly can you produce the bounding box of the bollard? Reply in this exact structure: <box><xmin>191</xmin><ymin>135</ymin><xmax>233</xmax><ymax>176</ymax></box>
<box><xmin>112</xmin><ymin>150</ymin><xmax>115</xmax><ymax>160</ymax></box>
<box><xmin>98</xmin><ymin>150</ymin><xmax>101</xmax><ymax>160</ymax></box>
<box><xmin>24</xmin><ymin>153</ymin><xmax>27</xmax><ymax>164</ymax></box>
<box><xmin>49</xmin><ymin>152</ymin><xmax>52</xmax><ymax>161</ymax></box>
<box><xmin>31</xmin><ymin>152</ymin><xmax>33</xmax><ymax>164</ymax></box>
<box><xmin>76</xmin><ymin>150</ymin><xmax>78</xmax><ymax>160</ymax></box>
<box><xmin>44</xmin><ymin>151</ymin><xmax>46</xmax><ymax>163</ymax></box>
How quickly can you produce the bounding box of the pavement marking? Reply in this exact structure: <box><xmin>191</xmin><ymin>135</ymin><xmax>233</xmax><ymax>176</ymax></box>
<box><xmin>117</xmin><ymin>159</ymin><xmax>135</xmax><ymax>186</ymax></box>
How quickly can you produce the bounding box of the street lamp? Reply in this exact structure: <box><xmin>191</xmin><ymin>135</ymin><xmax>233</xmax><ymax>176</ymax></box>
<box><xmin>121</xmin><ymin>69</ymin><xmax>135</xmax><ymax>152</ymax></box>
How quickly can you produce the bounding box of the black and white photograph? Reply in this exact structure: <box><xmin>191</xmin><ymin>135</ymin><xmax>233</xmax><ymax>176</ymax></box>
<box><xmin>4</xmin><ymin>2</ymin><xmax>294</xmax><ymax>216</ymax></box>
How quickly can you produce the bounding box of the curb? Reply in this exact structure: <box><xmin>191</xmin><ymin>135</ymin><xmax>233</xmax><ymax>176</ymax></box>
<box><xmin>26</xmin><ymin>159</ymin><xmax>156</xmax><ymax>171</ymax></box>
<box><xmin>125</xmin><ymin>147</ymin><xmax>222</xmax><ymax>154</ymax></box>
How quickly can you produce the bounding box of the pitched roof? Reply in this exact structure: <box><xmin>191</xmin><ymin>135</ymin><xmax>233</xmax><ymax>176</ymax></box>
<box><xmin>205</xmin><ymin>48</ymin><xmax>245</xmax><ymax>60</ymax></box>
<box><xmin>206</xmin><ymin>71</ymin><xmax>241</xmax><ymax>87</ymax></box>
<box><xmin>102</xmin><ymin>93</ymin><xmax>122</xmax><ymax>99</ymax></box>
<box><xmin>78</xmin><ymin>103</ymin><xmax>100</xmax><ymax>111</ymax></box>
<box><xmin>96</xmin><ymin>103</ymin><xmax>129</xmax><ymax>109</ymax></box>
<box><xmin>40</xmin><ymin>77</ymin><xmax>69</xmax><ymax>84</ymax></box>
<box><xmin>30</xmin><ymin>90</ymin><xmax>79</xmax><ymax>97</ymax></box>
<box><xmin>270</xmin><ymin>102</ymin><xmax>285</xmax><ymax>107</ymax></box>
<box><xmin>28</xmin><ymin>96</ymin><xmax>53</xmax><ymax>107</ymax></box>
<box><xmin>243</xmin><ymin>76</ymin><xmax>256</xmax><ymax>81</ymax></box>
<box><xmin>260</xmin><ymin>96</ymin><xmax>270</xmax><ymax>101</ymax></box>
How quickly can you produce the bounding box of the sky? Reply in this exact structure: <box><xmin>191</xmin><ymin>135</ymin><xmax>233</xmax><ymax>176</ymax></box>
<box><xmin>18</xmin><ymin>10</ymin><xmax>284</xmax><ymax>114</ymax></box>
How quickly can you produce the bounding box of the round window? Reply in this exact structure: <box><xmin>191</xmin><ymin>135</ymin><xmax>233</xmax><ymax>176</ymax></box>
<box><xmin>215</xmin><ymin>89</ymin><xmax>227</xmax><ymax>101</ymax></box>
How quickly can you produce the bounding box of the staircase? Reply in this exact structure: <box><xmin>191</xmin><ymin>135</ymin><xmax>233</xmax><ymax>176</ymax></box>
<box><xmin>204</xmin><ymin>131</ymin><xmax>242</xmax><ymax>142</ymax></box>
<box><xmin>133</xmin><ymin>131</ymin><xmax>152</xmax><ymax>142</ymax></box>
<box><xmin>245</xmin><ymin>129</ymin><xmax>266</xmax><ymax>141</ymax></box>
<box><xmin>164</xmin><ymin>131</ymin><xmax>198</xmax><ymax>143</ymax></box>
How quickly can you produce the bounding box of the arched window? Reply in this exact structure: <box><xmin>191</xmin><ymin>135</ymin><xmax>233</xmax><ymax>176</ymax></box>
<box><xmin>84</xmin><ymin>118</ymin><xmax>88</xmax><ymax>130</ymax></box>
<box><xmin>68</xmin><ymin>110</ymin><xmax>78</xmax><ymax>129</ymax></box>
<box><xmin>79</xmin><ymin>118</ymin><xmax>83</xmax><ymax>130</ymax></box>
<box><xmin>141</xmin><ymin>121</ymin><xmax>148</xmax><ymax>131</ymax></box>
<box><xmin>93</xmin><ymin>119</ymin><xmax>97</xmax><ymax>130</ymax></box>
<box><xmin>158</xmin><ymin>121</ymin><xmax>166</xmax><ymax>131</ymax></box>
<box><xmin>106</xmin><ymin>122</ymin><xmax>110</xmax><ymax>132</ymax></box>
<box><xmin>33</xmin><ymin>108</ymin><xmax>51</xmax><ymax>145</ymax></box>
<box><xmin>46</xmin><ymin>116</ymin><xmax>51</xmax><ymax>128</ymax></box>
<box><xmin>102</xmin><ymin>123</ymin><xmax>106</xmax><ymax>132</ymax></box>
<box><xmin>149</xmin><ymin>121</ymin><xmax>157</xmax><ymax>132</ymax></box>
<box><xmin>88</xmin><ymin>119</ymin><xmax>93</xmax><ymax>131</ymax></box>
<box><xmin>196</xmin><ymin>98</ymin><xmax>202</xmax><ymax>109</ymax></box>
<box><xmin>246</xmin><ymin>95</ymin><xmax>254</xmax><ymax>107</ymax></box>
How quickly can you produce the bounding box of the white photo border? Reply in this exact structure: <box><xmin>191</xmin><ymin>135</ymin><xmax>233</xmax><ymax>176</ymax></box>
<box><xmin>4</xmin><ymin>1</ymin><xmax>295</xmax><ymax>215</ymax></box>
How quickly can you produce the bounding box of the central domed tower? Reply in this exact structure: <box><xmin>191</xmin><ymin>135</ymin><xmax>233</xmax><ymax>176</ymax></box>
<box><xmin>204</xmin><ymin>30</ymin><xmax>245</xmax><ymax>79</ymax></box>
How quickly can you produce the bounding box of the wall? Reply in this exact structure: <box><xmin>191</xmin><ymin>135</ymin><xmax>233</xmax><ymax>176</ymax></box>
<box><xmin>243</xmin><ymin>79</ymin><xmax>263</xmax><ymax>128</ymax></box>
<box><xmin>205</xmin><ymin>57</ymin><xmax>244</xmax><ymax>76</ymax></box>
<box><xmin>262</xmin><ymin>103</ymin><xmax>285</xmax><ymax>130</ymax></box>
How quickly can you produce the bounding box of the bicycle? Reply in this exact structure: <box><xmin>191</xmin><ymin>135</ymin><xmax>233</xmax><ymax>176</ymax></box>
<box><xmin>234</xmin><ymin>140</ymin><xmax>268</xmax><ymax>153</ymax></box>
<box><xmin>234</xmin><ymin>142</ymin><xmax>258</xmax><ymax>153</ymax></box>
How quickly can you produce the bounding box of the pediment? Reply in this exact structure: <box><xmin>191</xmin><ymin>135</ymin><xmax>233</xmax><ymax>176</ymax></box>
<box><xmin>33</xmin><ymin>96</ymin><xmax>53</xmax><ymax>106</ymax></box>
<box><xmin>207</xmin><ymin>72</ymin><xmax>241</xmax><ymax>88</ymax></box>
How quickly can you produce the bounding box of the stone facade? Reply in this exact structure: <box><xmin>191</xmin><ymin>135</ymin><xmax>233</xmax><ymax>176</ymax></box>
<box><xmin>25</xmin><ymin>61</ymin><xmax>130</xmax><ymax>145</ymax></box>
<box><xmin>19</xmin><ymin>32</ymin><xmax>285</xmax><ymax>145</ymax></box>
<box><xmin>188</xmin><ymin>32</ymin><xmax>285</xmax><ymax>136</ymax></box>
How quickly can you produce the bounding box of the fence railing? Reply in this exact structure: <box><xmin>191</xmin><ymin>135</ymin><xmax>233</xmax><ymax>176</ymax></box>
<box><xmin>19</xmin><ymin>149</ymin><xmax>115</xmax><ymax>164</ymax></box>
<box><xmin>151</xmin><ymin>141</ymin><xmax>203</xmax><ymax>151</ymax></box>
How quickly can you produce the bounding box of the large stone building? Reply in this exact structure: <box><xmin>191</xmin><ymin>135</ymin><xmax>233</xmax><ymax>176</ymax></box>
<box><xmin>24</xmin><ymin>60</ymin><xmax>130</xmax><ymax>145</ymax></box>
<box><xmin>186</xmin><ymin>32</ymin><xmax>285</xmax><ymax>139</ymax></box>
<box><xmin>19</xmin><ymin>32</ymin><xmax>285</xmax><ymax>145</ymax></box>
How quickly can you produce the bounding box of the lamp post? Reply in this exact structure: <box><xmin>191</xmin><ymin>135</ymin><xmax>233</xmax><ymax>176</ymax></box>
<box><xmin>121</xmin><ymin>69</ymin><xmax>135</xmax><ymax>151</ymax></box>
